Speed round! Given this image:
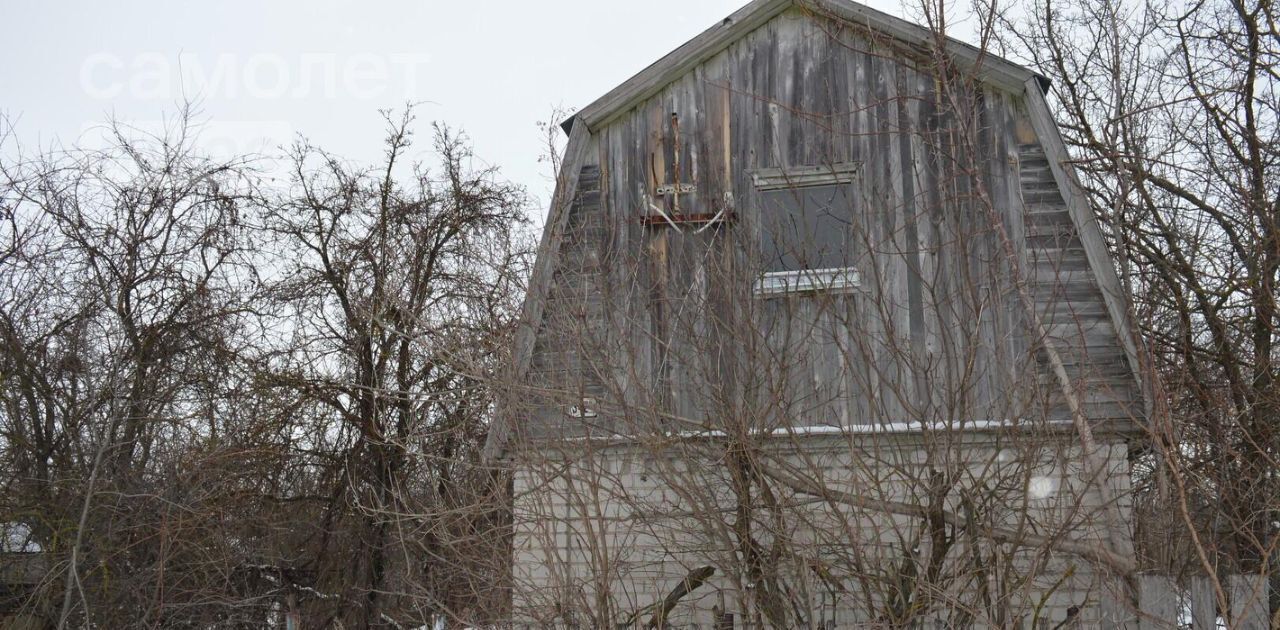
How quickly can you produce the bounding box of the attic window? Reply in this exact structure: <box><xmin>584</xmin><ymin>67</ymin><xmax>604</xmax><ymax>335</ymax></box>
<box><xmin>753</xmin><ymin>163</ymin><xmax>861</xmax><ymax>296</ymax></box>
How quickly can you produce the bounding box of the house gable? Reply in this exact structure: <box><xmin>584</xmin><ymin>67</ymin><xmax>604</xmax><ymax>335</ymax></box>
<box><xmin>486</xmin><ymin>0</ymin><xmax>1146</xmax><ymax>461</ymax></box>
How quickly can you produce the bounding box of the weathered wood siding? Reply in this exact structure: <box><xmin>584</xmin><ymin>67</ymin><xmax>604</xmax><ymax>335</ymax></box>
<box><xmin>1019</xmin><ymin>142</ymin><xmax>1142</xmax><ymax>423</ymax></box>
<box><xmin>524</xmin><ymin>159</ymin><xmax>612</xmax><ymax>438</ymax></box>
<box><xmin>518</xmin><ymin>7</ymin><xmax>1141</xmax><ymax>438</ymax></box>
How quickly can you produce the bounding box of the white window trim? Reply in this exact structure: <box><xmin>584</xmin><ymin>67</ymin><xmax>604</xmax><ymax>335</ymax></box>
<box><xmin>751</xmin><ymin>162</ymin><xmax>860</xmax><ymax>191</ymax></box>
<box><xmin>755</xmin><ymin>267</ymin><xmax>861</xmax><ymax>296</ymax></box>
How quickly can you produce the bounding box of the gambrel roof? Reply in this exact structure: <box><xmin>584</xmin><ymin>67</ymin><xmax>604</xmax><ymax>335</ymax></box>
<box><xmin>561</xmin><ymin>0</ymin><xmax>1050</xmax><ymax>135</ymax></box>
<box><xmin>485</xmin><ymin>0</ymin><xmax>1146</xmax><ymax>461</ymax></box>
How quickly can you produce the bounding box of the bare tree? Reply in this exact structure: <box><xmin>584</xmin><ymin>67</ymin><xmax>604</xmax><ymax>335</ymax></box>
<box><xmin>998</xmin><ymin>0</ymin><xmax>1280</xmax><ymax>617</ymax></box>
<box><xmin>0</xmin><ymin>110</ymin><xmax>267</xmax><ymax>626</ymax></box>
<box><xmin>256</xmin><ymin>109</ymin><xmax>531</xmax><ymax>627</ymax></box>
<box><xmin>0</xmin><ymin>107</ymin><xmax>534</xmax><ymax>628</ymax></box>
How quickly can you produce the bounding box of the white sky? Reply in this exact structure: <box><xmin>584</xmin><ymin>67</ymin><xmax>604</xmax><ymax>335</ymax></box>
<box><xmin>0</xmin><ymin>0</ymin><xmax>982</xmax><ymax>218</ymax></box>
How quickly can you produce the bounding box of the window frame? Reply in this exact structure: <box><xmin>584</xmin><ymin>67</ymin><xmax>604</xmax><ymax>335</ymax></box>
<box><xmin>755</xmin><ymin>267</ymin><xmax>862</xmax><ymax>296</ymax></box>
<box><xmin>751</xmin><ymin>162</ymin><xmax>863</xmax><ymax>296</ymax></box>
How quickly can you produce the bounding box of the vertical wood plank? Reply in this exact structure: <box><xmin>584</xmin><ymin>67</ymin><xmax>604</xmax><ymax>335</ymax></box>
<box><xmin>1188</xmin><ymin>576</ymin><xmax>1216</xmax><ymax>630</ymax></box>
<box><xmin>1100</xmin><ymin>578</ymin><xmax>1137</xmax><ymax>630</ymax></box>
<box><xmin>1138</xmin><ymin>575</ymin><xmax>1178</xmax><ymax>630</ymax></box>
<box><xmin>1229</xmin><ymin>574</ymin><xmax>1268</xmax><ymax>630</ymax></box>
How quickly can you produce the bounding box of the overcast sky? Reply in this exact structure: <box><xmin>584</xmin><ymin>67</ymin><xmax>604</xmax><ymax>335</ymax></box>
<box><xmin>1</xmin><ymin>0</ymin><xmax>975</xmax><ymax>216</ymax></box>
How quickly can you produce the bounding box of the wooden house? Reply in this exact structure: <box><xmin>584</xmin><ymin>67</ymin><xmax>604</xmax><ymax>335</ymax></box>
<box><xmin>486</xmin><ymin>0</ymin><xmax>1147</xmax><ymax>627</ymax></box>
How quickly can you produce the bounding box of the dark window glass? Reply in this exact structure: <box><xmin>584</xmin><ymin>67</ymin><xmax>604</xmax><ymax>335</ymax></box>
<box><xmin>759</xmin><ymin>183</ymin><xmax>855</xmax><ymax>273</ymax></box>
